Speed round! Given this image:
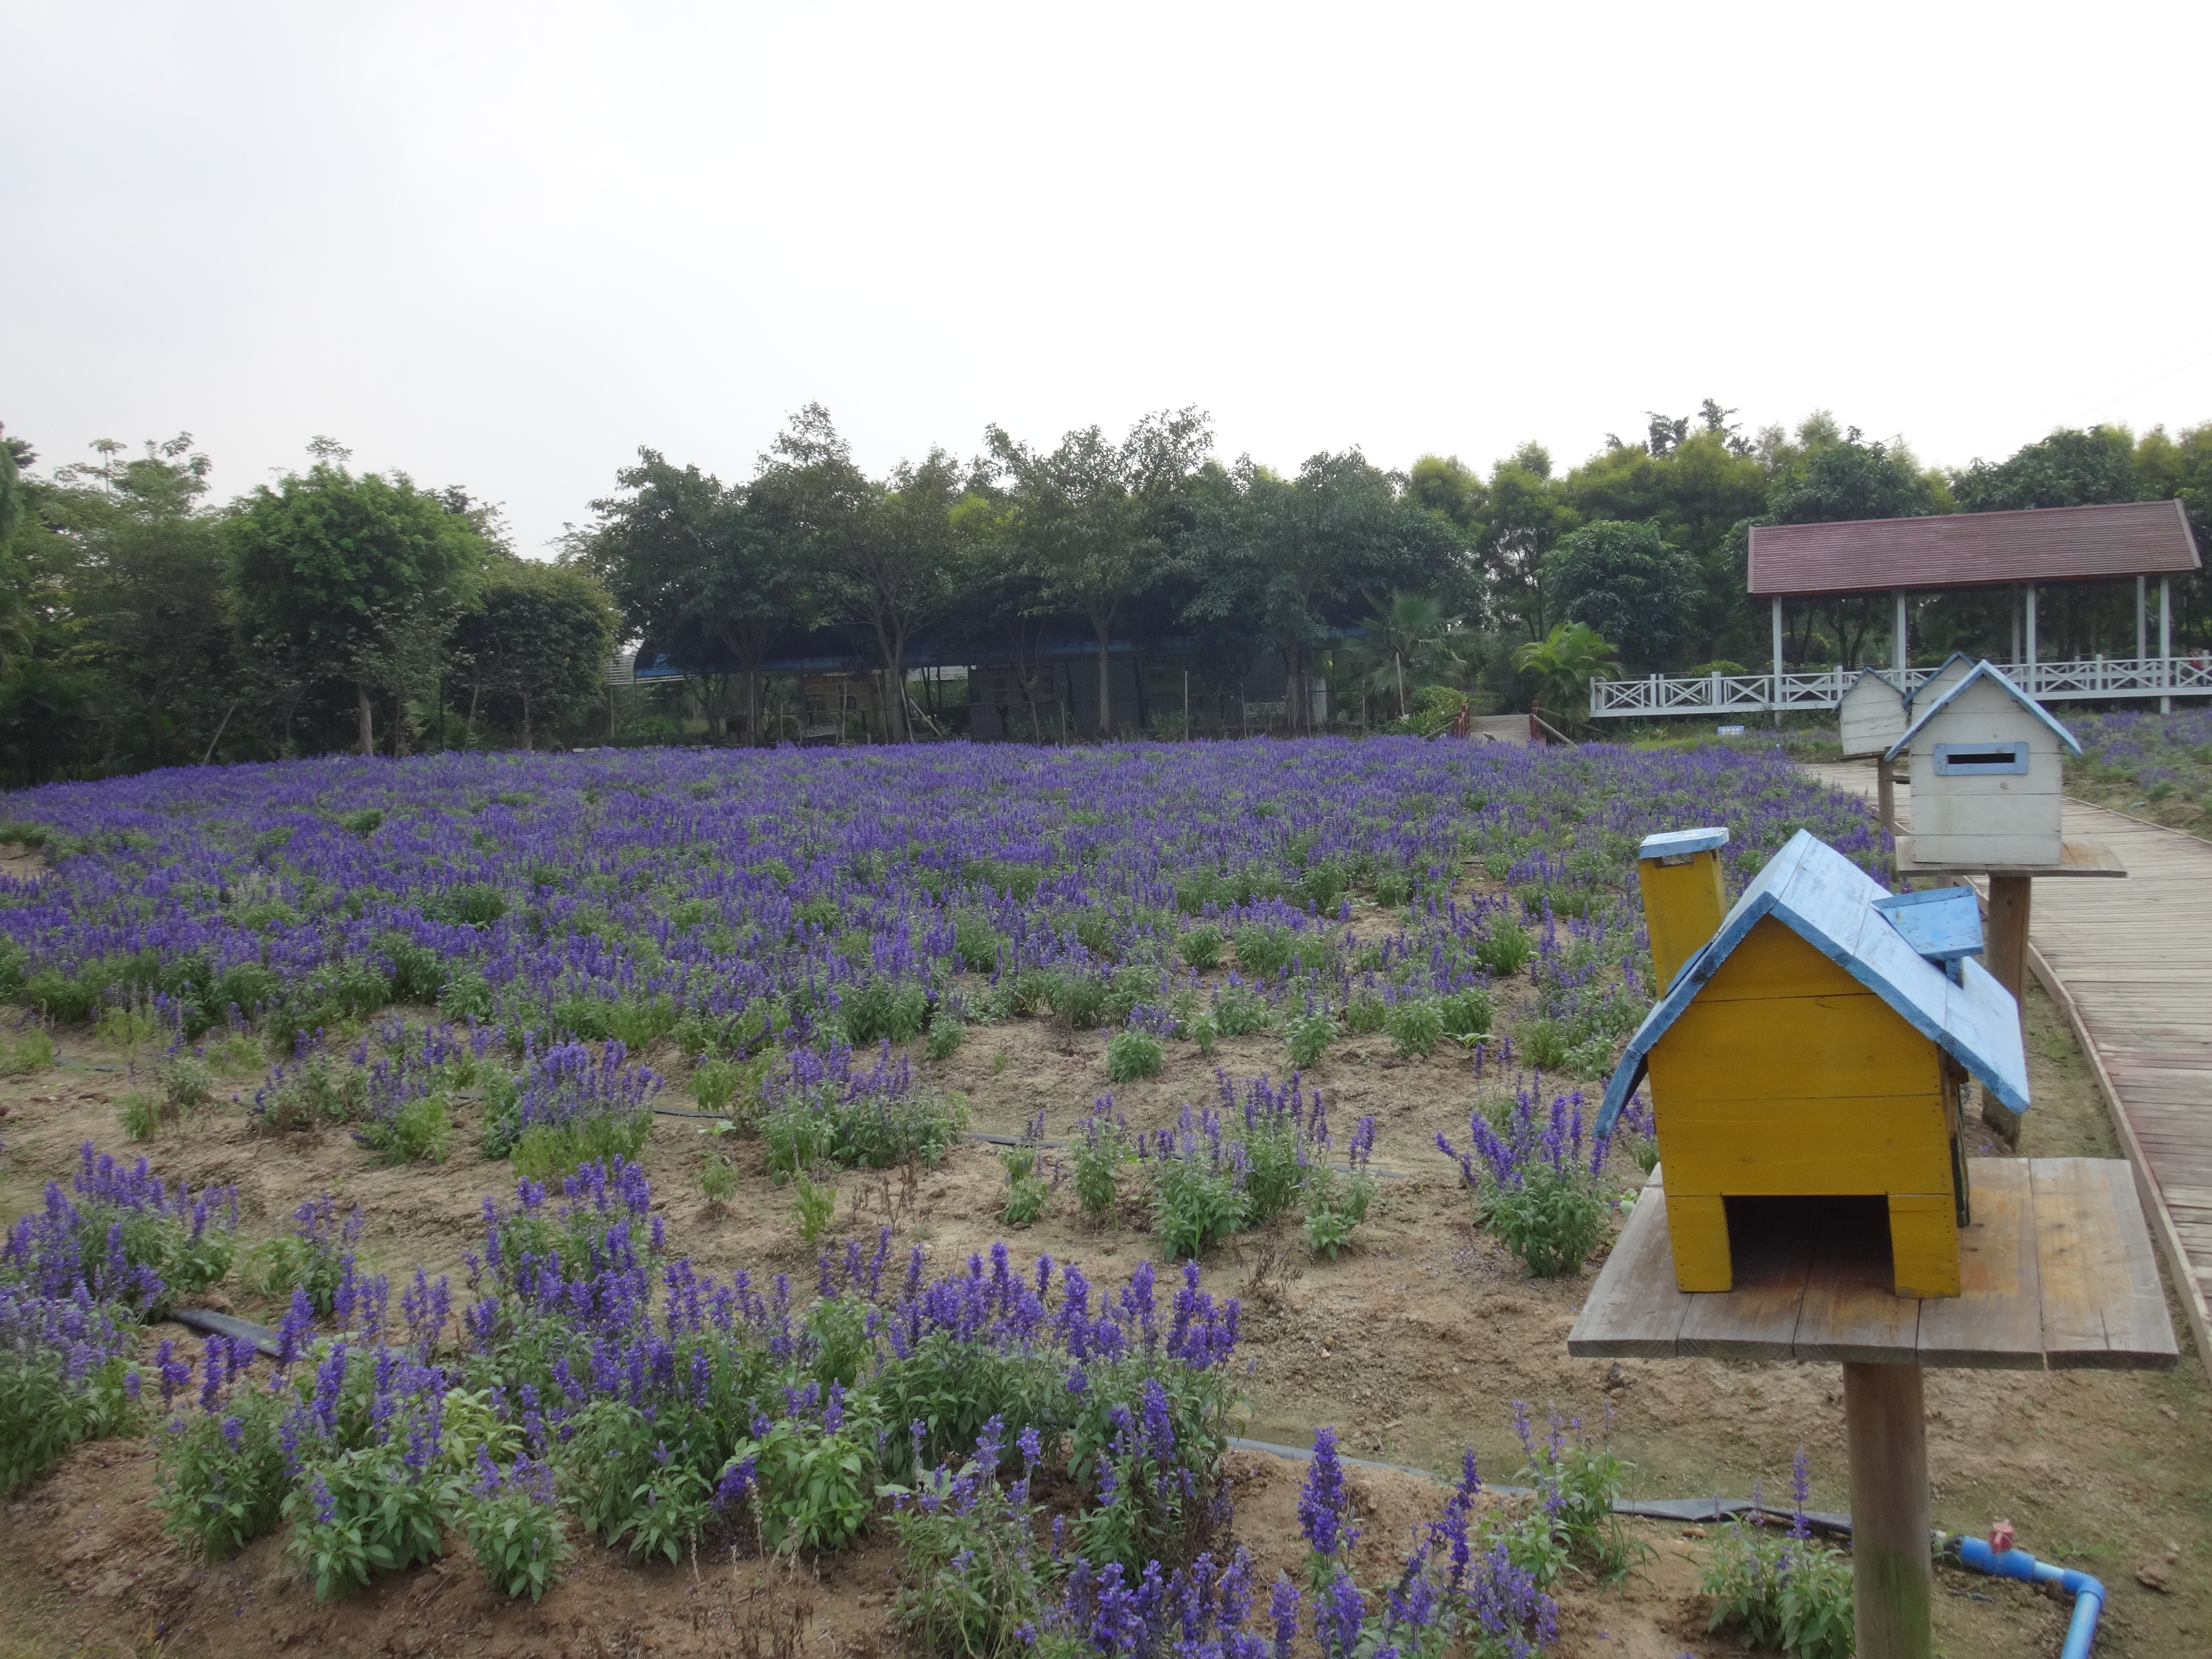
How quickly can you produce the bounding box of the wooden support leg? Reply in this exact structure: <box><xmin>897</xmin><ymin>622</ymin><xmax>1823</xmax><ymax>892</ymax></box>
<box><xmin>1664</xmin><ymin>1193</ymin><xmax>1732</xmax><ymax>1290</ymax></box>
<box><xmin>1844</xmin><ymin>1361</ymin><xmax>1932</xmax><ymax>1659</ymax></box>
<box><xmin>1876</xmin><ymin>764</ymin><xmax>1896</xmax><ymax>837</ymax></box>
<box><xmin>1980</xmin><ymin>875</ymin><xmax>2031</xmax><ymax>1147</ymax></box>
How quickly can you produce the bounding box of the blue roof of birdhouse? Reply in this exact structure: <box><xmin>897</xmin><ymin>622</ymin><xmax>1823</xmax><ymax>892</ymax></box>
<box><xmin>1595</xmin><ymin>829</ymin><xmax>2029</xmax><ymax>1135</ymax></box>
<box><xmin>1882</xmin><ymin>659</ymin><xmax>2084</xmax><ymax>763</ymax></box>
<box><xmin>1901</xmin><ymin>650</ymin><xmax>1975</xmax><ymax>709</ymax></box>
<box><xmin>1842</xmin><ymin>667</ymin><xmax>1907</xmax><ymax>701</ymax></box>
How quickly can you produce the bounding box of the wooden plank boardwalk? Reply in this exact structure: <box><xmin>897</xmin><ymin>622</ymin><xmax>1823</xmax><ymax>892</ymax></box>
<box><xmin>1808</xmin><ymin>761</ymin><xmax>2212</xmax><ymax>1373</ymax></box>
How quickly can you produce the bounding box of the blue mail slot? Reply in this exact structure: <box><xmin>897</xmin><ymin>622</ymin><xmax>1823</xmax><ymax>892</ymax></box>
<box><xmin>1932</xmin><ymin>740</ymin><xmax>2029</xmax><ymax>776</ymax></box>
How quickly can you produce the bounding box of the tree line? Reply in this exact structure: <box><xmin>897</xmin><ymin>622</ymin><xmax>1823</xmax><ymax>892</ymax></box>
<box><xmin>0</xmin><ymin>404</ymin><xmax>2206</xmax><ymax>782</ymax></box>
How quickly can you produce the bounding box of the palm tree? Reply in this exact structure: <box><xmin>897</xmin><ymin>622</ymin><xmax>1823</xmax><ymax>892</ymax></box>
<box><xmin>1350</xmin><ymin>590</ymin><xmax>1463</xmax><ymax>722</ymax></box>
<box><xmin>1511</xmin><ymin>621</ymin><xmax>1621</xmax><ymax>731</ymax></box>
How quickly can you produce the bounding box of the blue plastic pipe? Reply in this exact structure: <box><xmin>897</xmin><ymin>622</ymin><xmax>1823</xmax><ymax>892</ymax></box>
<box><xmin>1953</xmin><ymin>1536</ymin><xmax>2106</xmax><ymax>1659</ymax></box>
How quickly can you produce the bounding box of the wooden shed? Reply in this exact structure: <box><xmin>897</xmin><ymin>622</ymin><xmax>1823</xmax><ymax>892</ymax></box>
<box><xmin>1598</xmin><ymin>828</ymin><xmax>2028</xmax><ymax>1298</ymax></box>
<box><xmin>1884</xmin><ymin>660</ymin><xmax>2083</xmax><ymax>867</ymax></box>
<box><xmin>1837</xmin><ymin>669</ymin><xmax>1908</xmax><ymax>760</ymax></box>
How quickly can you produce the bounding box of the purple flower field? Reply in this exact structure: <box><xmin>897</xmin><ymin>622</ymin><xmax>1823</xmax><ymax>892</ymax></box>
<box><xmin>0</xmin><ymin>738</ymin><xmax>1886</xmax><ymax>1054</ymax></box>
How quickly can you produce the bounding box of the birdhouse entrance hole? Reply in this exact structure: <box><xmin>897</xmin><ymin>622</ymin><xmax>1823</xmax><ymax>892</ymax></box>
<box><xmin>1932</xmin><ymin>741</ymin><xmax>2029</xmax><ymax>776</ymax></box>
<box><xmin>1722</xmin><ymin>1194</ymin><xmax>1893</xmax><ymax>1278</ymax></box>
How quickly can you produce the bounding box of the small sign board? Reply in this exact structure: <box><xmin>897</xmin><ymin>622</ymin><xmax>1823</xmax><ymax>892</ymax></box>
<box><xmin>1716</xmin><ymin>724</ymin><xmax>1745</xmax><ymax>736</ymax></box>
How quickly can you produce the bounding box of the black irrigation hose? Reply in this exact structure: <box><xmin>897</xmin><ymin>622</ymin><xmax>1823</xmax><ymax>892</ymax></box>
<box><xmin>1223</xmin><ymin>1435</ymin><xmax>1857</xmax><ymax>1539</ymax></box>
<box><xmin>162</xmin><ymin>1307</ymin><xmax>1849</xmax><ymax>1538</ymax></box>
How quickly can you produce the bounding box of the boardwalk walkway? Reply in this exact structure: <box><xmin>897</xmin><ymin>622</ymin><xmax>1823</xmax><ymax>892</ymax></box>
<box><xmin>1807</xmin><ymin>762</ymin><xmax>2212</xmax><ymax>1373</ymax></box>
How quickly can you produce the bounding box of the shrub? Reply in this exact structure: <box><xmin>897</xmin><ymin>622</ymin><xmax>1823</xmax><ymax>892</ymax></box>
<box><xmin>118</xmin><ymin>1088</ymin><xmax>162</xmax><ymax>1142</ymax></box>
<box><xmin>1232</xmin><ymin>922</ymin><xmax>1296</xmax><ymax>977</ymax></box>
<box><xmin>1385</xmin><ymin>998</ymin><xmax>1444</xmax><ymax>1059</ymax></box>
<box><xmin>886</xmin><ymin>1418</ymin><xmax>1051</xmax><ymax>1659</ymax></box>
<box><xmin>1284</xmin><ymin>1009</ymin><xmax>1337</xmax><ymax>1070</ymax></box>
<box><xmin>792</xmin><ymin>1171</ymin><xmax>837</xmax><ymax>1245</ymax></box>
<box><xmin>1435</xmin><ymin>985</ymin><xmax>1494</xmax><ymax>1043</ymax></box>
<box><xmin>252</xmin><ymin>1049</ymin><xmax>368</xmax><ymax>1132</ymax></box>
<box><xmin>699</xmin><ymin>1153</ymin><xmax>740</xmax><ymax>1211</ymax></box>
<box><xmin>1699</xmin><ymin>1450</ymin><xmax>1852</xmax><ymax>1659</ymax></box>
<box><xmin>1071</xmin><ymin>1097</ymin><xmax>1129</xmax><ymax>1218</ymax></box>
<box><xmin>1105</xmin><ymin>1029</ymin><xmax>1163</xmax><ymax>1083</ymax></box>
<box><xmin>158</xmin><ymin>1054</ymin><xmax>215</xmax><ymax>1115</ymax></box>
<box><xmin>1000</xmin><ymin>1134</ymin><xmax>1050</xmax><ymax>1226</ymax></box>
<box><xmin>841</xmin><ymin>979</ymin><xmax>930</xmax><ymax>1045</ymax></box>
<box><xmin>726</xmin><ymin>1406</ymin><xmax>873</xmax><ymax>1554</ymax></box>
<box><xmin>1472</xmin><ymin>918</ymin><xmax>1535</xmax><ymax>978</ymax></box>
<box><xmin>1342</xmin><ymin>994</ymin><xmax>1387</xmax><ymax>1035</ymax></box>
<box><xmin>1178</xmin><ymin>925</ymin><xmax>1224</xmax><ymax>971</ymax></box>
<box><xmin>154</xmin><ymin>1377</ymin><xmax>290</xmax><ymax>1560</ymax></box>
<box><xmin>511</xmin><ymin>1111</ymin><xmax>649</xmax><ymax>1184</ymax></box>
<box><xmin>758</xmin><ymin>1043</ymin><xmax>966</xmax><ymax>1178</ymax></box>
<box><xmin>1438</xmin><ymin>1089</ymin><xmax>1615</xmax><ymax>1278</ymax></box>
<box><xmin>38</xmin><ymin>1144</ymin><xmax>238</xmax><ymax>1317</ymax></box>
<box><xmin>0</xmin><ymin>1289</ymin><xmax>144</xmax><ymax>1497</ymax></box>
<box><xmin>954</xmin><ymin>913</ymin><xmax>1004</xmax><ymax>974</ymax></box>
<box><xmin>240</xmin><ymin>1194</ymin><xmax>362</xmax><ymax>1315</ymax></box>
<box><xmin>0</xmin><ymin>1026</ymin><xmax>54</xmax><ymax>1077</ymax></box>
<box><xmin>925</xmin><ymin>1017</ymin><xmax>964</xmax><ymax>1060</ymax></box>
<box><xmin>1146</xmin><ymin>1106</ymin><xmax>1250</xmax><ymax>1259</ymax></box>
<box><xmin>1210</xmin><ymin>980</ymin><xmax>1270</xmax><ymax>1037</ymax></box>
<box><xmin>1183</xmin><ymin>1009</ymin><xmax>1220</xmax><ymax>1056</ymax></box>
<box><xmin>363</xmin><ymin>1093</ymin><xmax>454</xmax><ymax>1166</ymax></box>
<box><xmin>283</xmin><ymin>1445</ymin><xmax>454</xmax><ymax>1602</ymax></box>
<box><xmin>483</xmin><ymin>1035</ymin><xmax>659</xmax><ymax>1174</ymax></box>
<box><xmin>459</xmin><ymin>1452</ymin><xmax>571</xmax><ymax>1602</ymax></box>
<box><xmin>1302</xmin><ymin>1117</ymin><xmax>1378</xmax><ymax>1260</ymax></box>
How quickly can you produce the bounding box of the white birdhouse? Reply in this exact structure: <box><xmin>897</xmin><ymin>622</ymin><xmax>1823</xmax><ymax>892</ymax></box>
<box><xmin>1837</xmin><ymin>669</ymin><xmax>1908</xmax><ymax>760</ymax></box>
<box><xmin>1905</xmin><ymin>651</ymin><xmax>1975</xmax><ymax>717</ymax></box>
<box><xmin>1884</xmin><ymin>661</ymin><xmax>2083</xmax><ymax>867</ymax></box>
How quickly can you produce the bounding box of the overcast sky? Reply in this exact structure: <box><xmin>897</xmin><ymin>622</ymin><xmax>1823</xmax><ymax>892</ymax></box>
<box><xmin>5</xmin><ymin>2</ymin><xmax>2208</xmax><ymax>554</ymax></box>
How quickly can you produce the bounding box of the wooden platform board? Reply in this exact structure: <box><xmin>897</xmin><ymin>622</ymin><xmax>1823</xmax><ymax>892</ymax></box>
<box><xmin>1567</xmin><ymin>1158</ymin><xmax>2177</xmax><ymax>1370</ymax></box>
<box><xmin>1892</xmin><ymin>836</ymin><xmax>2126</xmax><ymax>877</ymax></box>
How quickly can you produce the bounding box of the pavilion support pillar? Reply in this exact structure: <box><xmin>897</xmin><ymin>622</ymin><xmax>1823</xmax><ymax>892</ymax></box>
<box><xmin>1771</xmin><ymin>596</ymin><xmax>1784</xmax><ymax>722</ymax></box>
<box><xmin>2010</xmin><ymin>587</ymin><xmax>2022</xmax><ymax>666</ymax></box>
<box><xmin>1893</xmin><ymin>589</ymin><xmax>1908</xmax><ymax>674</ymax></box>
<box><xmin>2161</xmin><ymin>575</ymin><xmax>2173</xmax><ymax>712</ymax></box>
<box><xmin>2025</xmin><ymin>586</ymin><xmax>2039</xmax><ymax>691</ymax></box>
<box><xmin>2137</xmin><ymin>575</ymin><xmax>2149</xmax><ymax>662</ymax></box>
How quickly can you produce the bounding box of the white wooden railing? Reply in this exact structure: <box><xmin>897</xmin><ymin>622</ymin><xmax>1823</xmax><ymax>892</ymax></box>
<box><xmin>1588</xmin><ymin>655</ymin><xmax>2212</xmax><ymax>718</ymax></box>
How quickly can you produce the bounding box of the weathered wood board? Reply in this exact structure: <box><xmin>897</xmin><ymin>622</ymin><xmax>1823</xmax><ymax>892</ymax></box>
<box><xmin>1567</xmin><ymin>1157</ymin><xmax>2176</xmax><ymax>1369</ymax></box>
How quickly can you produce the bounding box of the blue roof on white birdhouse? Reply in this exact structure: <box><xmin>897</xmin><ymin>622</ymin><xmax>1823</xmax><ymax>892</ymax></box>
<box><xmin>1596</xmin><ymin>830</ymin><xmax>2029</xmax><ymax>1134</ymax></box>
<box><xmin>1902</xmin><ymin>651</ymin><xmax>1975</xmax><ymax>709</ymax></box>
<box><xmin>1883</xmin><ymin>660</ymin><xmax>2084</xmax><ymax>763</ymax></box>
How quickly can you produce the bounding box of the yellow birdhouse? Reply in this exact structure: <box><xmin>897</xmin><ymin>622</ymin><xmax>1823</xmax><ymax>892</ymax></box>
<box><xmin>1597</xmin><ymin>828</ymin><xmax>2029</xmax><ymax>1299</ymax></box>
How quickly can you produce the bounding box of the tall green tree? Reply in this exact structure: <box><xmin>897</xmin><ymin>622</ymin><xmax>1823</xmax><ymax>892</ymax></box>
<box><xmin>1479</xmin><ymin>443</ymin><xmax>1578</xmax><ymax>639</ymax></box>
<box><xmin>1953</xmin><ymin>426</ymin><xmax>2142</xmax><ymax>512</ymax></box>
<box><xmin>586</xmin><ymin>449</ymin><xmax>806</xmax><ymax>742</ymax></box>
<box><xmin>1544</xmin><ymin>520</ymin><xmax>1698</xmax><ymax>671</ymax></box>
<box><xmin>453</xmin><ymin>558</ymin><xmax>619</xmax><ymax>749</ymax></box>
<box><xmin>223</xmin><ymin>450</ymin><xmax>488</xmax><ymax>756</ymax></box>
<box><xmin>1185</xmin><ymin>450</ymin><xmax>1462</xmax><ymax>732</ymax></box>
<box><xmin>989</xmin><ymin>409</ymin><xmax>1211</xmax><ymax>735</ymax></box>
<box><xmin>43</xmin><ymin>436</ymin><xmax>235</xmax><ymax>769</ymax></box>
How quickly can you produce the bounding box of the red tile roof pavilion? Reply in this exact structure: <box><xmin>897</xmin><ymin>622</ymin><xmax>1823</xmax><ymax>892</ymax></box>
<box><xmin>1747</xmin><ymin>500</ymin><xmax>2201</xmax><ymax>598</ymax></box>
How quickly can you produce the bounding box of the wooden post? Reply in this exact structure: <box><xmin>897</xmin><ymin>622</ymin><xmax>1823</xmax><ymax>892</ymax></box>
<box><xmin>1844</xmin><ymin>1362</ymin><xmax>1933</xmax><ymax>1659</ymax></box>
<box><xmin>1981</xmin><ymin>873</ymin><xmax>2031</xmax><ymax>1146</ymax></box>
<box><xmin>1875</xmin><ymin>761</ymin><xmax>1896</xmax><ymax>836</ymax></box>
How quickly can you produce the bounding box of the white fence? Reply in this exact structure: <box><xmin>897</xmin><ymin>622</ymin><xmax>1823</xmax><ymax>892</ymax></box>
<box><xmin>1589</xmin><ymin>655</ymin><xmax>2212</xmax><ymax>719</ymax></box>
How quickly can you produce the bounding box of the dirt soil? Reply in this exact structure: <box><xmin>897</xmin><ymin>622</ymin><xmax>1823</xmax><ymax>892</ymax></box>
<box><xmin>1</xmin><ymin>954</ymin><xmax>2207</xmax><ymax>1657</ymax></box>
